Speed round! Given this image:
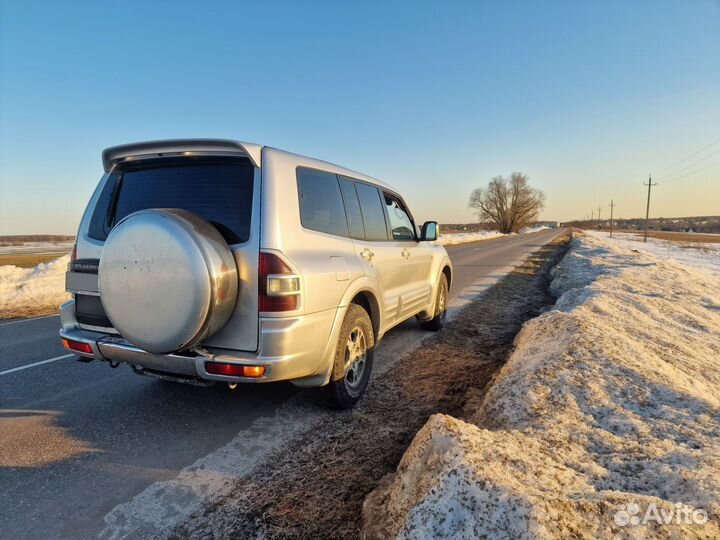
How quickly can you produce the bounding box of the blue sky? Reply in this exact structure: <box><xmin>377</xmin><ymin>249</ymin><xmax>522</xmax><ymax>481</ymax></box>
<box><xmin>1</xmin><ymin>0</ymin><xmax>719</xmax><ymax>234</ymax></box>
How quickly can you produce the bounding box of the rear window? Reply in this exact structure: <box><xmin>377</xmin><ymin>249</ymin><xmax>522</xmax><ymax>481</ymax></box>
<box><xmin>296</xmin><ymin>167</ymin><xmax>349</xmax><ymax>237</ymax></box>
<box><xmin>89</xmin><ymin>157</ymin><xmax>254</xmax><ymax>244</ymax></box>
<box><xmin>338</xmin><ymin>177</ymin><xmax>365</xmax><ymax>239</ymax></box>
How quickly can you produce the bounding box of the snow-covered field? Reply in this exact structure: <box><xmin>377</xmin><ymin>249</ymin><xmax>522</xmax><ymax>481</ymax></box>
<box><xmin>589</xmin><ymin>230</ymin><xmax>720</xmax><ymax>278</ymax></box>
<box><xmin>437</xmin><ymin>225</ymin><xmax>551</xmax><ymax>245</ymax></box>
<box><xmin>0</xmin><ymin>241</ymin><xmax>74</xmax><ymax>255</ymax></box>
<box><xmin>363</xmin><ymin>233</ymin><xmax>720</xmax><ymax>539</ymax></box>
<box><xmin>0</xmin><ymin>255</ymin><xmax>71</xmax><ymax>318</ymax></box>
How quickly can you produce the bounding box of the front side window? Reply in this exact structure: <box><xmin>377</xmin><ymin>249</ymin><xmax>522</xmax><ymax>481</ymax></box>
<box><xmin>384</xmin><ymin>193</ymin><xmax>416</xmax><ymax>241</ymax></box>
<box><xmin>355</xmin><ymin>183</ymin><xmax>389</xmax><ymax>241</ymax></box>
<box><xmin>297</xmin><ymin>167</ymin><xmax>348</xmax><ymax>237</ymax></box>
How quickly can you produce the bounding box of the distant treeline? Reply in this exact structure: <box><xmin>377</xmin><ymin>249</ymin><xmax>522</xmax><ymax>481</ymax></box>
<box><xmin>0</xmin><ymin>235</ymin><xmax>75</xmax><ymax>243</ymax></box>
<box><xmin>442</xmin><ymin>221</ymin><xmax>558</xmax><ymax>234</ymax></box>
<box><xmin>563</xmin><ymin>215</ymin><xmax>720</xmax><ymax>234</ymax></box>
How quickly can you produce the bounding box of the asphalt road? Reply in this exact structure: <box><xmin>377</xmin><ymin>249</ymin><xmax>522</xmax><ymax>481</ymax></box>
<box><xmin>0</xmin><ymin>228</ymin><xmax>564</xmax><ymax>540</ymax></box>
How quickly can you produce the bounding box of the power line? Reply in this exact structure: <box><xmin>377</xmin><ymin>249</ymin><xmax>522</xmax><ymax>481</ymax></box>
<box><xmin>615</xmin><ymin>179</ymin><xmax>648</xmax><ymax>204</ymax></box>
<box><xmin>654</xmin><ymin>146</ymin><xmax>720</xmax><ymax>180</ymax></box>
<box><xmin>594</xmin><ymin>137</ymin><xmax>719</xmax><ymax>225</ymax></box>
<box><xmin>652</xmin><ymin>135</ymin><xmax>720</xmax><ymax>175</ymax></box>
<box><xmin>609</xmin><ymin>157</ymin><xmax>718</xmax><ymax>221</ymax></box>
<box><xmin>611</xmin><ymin>184</ymin><xmax>647</xmax><ymax>217</ymax></box>
<box><xmin>657</xmin><ymin>159</ymin><xmax>720</xmax><ymax>184</ymax></box>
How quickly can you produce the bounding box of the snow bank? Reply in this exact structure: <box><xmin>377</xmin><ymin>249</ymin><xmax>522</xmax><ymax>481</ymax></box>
<box><xmin>437</xmin><ymin>226</ymin><xmax>551</xmax><ymax>246</ymax></box>
<box><xmin>0</xmin><ymin>255</ymin><xmax>71</xmax><ymax>318</ymax></box>
<box><xmin>520</xmin><ymin>225</ymin><xmax>550</xmax><ymax>234</ymax></box>
<box><xmin>362</xmin><ymin>233</ymin><xmax>720</xmax><ymax>539</ymax></box>
<box><xmin>436</xmin><ymin>230</ymin><xmax>507</xmax><ymax>245</ymax></box>
<box><xmin>589</xmin><ymin>230</ymin><xmax>720</xmax><ymax>278</ymax></box>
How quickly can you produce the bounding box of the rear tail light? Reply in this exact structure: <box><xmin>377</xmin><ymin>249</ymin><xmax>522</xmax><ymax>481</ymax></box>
<box><xmin>259</xmin><ymin>252</ymin><xmax>300</xmax><ymax>312</ymax></box>
<box><xmin>61</xmin><ymin>338</ymin><xmax>93</xmax><ymax>354</ymax></box>
<box><xmin>205</xmin><ymin>362</ymin><xmax>266</xmax><ymax>378</ymax></box>
<box><xmin>70</xmin><ymin>243</ymin><xmax>77</xmax><ymax>263</ymax></box>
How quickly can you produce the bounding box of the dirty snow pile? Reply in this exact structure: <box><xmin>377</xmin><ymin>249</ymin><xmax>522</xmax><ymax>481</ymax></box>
<box><xmin>363</xmin><ymin>233</ymin><xmax>720</xmax><ymax>539</ymax></box>
<box><xmin>0</xmin><ymin>255</ymin><xmax>71</xmax><ymax>318</ymax></box>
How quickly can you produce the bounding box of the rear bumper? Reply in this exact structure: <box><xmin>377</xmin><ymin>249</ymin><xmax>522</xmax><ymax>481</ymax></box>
<box><xmin>59</xmin><ymin>300</ymin><xmax>343</xmax><ymax>387</ymax></box>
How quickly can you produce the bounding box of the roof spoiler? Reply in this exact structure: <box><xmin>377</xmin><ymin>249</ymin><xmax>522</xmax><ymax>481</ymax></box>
<box><xmin>102</xmin><ymin>139</ymin><xmax>262</xmax><ymax>171</ymax></box>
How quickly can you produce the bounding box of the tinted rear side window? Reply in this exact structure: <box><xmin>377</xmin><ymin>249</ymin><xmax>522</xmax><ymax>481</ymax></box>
<box><xmin>88</xmin><ymin>176</ymin><xmax>119</xmax><ymax>240</ymax></box>
<box><xmin>355</xmin><ymin>183</ymin><xmax>389</xmax><ymax>241</ymax></box>
<box><xmin>90</xmin><ymin>158</ymin><xmax>254</xmax><ymax>244</ymax></box>
<box><xmin>297</xmin><ymin>168</ymin><xmax>348</xmax><ymax>237</ymax></box>
<box><xmin>338</xmin><ymin>177</ymin><xmax>366</xmax><ymax>239</ymax></box>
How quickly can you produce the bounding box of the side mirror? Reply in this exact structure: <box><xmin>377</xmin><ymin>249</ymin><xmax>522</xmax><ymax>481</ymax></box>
<box><xmin>420</xmin><ymin>221</ymin><xmax>438</xmax><ymax>241</ymax></box>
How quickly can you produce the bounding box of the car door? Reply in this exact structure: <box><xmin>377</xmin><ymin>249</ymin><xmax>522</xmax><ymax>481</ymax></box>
<box><xmin>341</xmin><ymin>178</ymin><xmax>405</xmax><ymax>329</ymax></box>
<box><xmin>381</xmin><ymin>191</ymin><xmax>433</xmax><ymax>318</ymax></box>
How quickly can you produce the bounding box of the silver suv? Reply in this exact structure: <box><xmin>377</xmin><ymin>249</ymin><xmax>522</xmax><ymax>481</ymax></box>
<box><xmin>60</xmin><ymin>139</ymin><xmax>452</xmax><ymax>408</ymax></box>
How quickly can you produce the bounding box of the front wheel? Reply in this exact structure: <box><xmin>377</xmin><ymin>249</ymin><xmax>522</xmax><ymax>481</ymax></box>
<box><xmin>418</xmin><ymin>273</ymin><xmax>448</xmax><ymax>331</ymax></box>
<box><xmin>325</xmin><ymin>303</ymin><xmax>374</xmax><ymax>409</ymax></box>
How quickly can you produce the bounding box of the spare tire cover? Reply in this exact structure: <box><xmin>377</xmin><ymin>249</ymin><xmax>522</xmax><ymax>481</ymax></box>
<box><xmin>99</xmin><ymin>209</ymin><xmax>238</xmax><ymax>354</ymax></box>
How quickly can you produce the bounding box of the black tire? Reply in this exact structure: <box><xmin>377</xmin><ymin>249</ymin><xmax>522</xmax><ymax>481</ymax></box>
<box><xmin>419</xmin><ymin>273</ymin><xmax>449</xmax><ymax>331</ymax></box>
<box><xmin>325</xmin><ymin>303</ymin><xmax>375</xmax><ymax>409</ymax></box>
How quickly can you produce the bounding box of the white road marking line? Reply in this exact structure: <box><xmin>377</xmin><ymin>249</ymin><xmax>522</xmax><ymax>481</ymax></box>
<box><xmin>0</xmin><ymin>314</ymin><xmax>59</xmax><ymax>328</ymax></box>
<box><xmin>0</xmin><ymin>354</ymin><xmax>74</xmax><ymax>376</ymax></box>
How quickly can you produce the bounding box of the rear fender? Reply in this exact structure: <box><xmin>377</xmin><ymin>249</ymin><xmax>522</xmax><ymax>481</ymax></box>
<box><xmin>301</xmin><ymin>276</ymin><xmax>384</xmax><ymax>387</ymax></box>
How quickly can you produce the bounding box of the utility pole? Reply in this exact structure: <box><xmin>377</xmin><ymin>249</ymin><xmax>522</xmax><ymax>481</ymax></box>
<box><xmin>597</xmin><ymin>206</ymin><xmax>602</xmax><ymax>222</ymax></box>
<box><xmin>609</xmin><ymin>200</ymin><xmax>615</xmax><ymax>238</ymax></box>
<box><xmin>643</xmin><ymin>175</ymin><xmax>657</xmax><ymax>243</ymax></box>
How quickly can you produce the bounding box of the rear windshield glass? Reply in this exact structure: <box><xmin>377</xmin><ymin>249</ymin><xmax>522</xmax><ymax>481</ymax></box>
<box><xmin>89</xmin><ymin>157</ymin><xmax>254</xmax><ymax>244</ymax></box>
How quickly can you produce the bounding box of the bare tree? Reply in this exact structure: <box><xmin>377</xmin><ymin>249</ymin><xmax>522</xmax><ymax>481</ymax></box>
<box><xmin>468</xmin><ymin>172</ymin><xmax>545</xmax><ymax>233</ymax></box>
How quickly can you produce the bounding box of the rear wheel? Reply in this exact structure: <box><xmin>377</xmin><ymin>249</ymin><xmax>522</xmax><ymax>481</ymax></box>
<box><xmin>419</xmin><ymin>273</ymin><xmax>448</xmax><ymax>331</ymax></box>
<box><xmin>325</xmin><ymin>303</ymin><xmax>374</xmax><ymax>409</ymax></box>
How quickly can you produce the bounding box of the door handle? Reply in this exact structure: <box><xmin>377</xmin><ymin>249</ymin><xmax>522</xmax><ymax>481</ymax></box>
<box><xmin>401</xmin><ymin>248</ymin><xmax>411</xmax><ymax>259</ymax></box>
<box><xmin>360</xmin><ymin>248</ymin><xmax>374</xmax><ymax>260</ymax></box>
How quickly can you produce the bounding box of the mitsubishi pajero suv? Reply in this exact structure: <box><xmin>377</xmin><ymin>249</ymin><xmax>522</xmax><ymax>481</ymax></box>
<box><xmin>60</xmin><ymin>140</ymin><xmax>452</xmax><ymax>408</ymax></box>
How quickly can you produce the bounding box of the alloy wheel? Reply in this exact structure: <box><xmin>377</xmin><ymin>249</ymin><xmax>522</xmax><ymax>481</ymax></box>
<box><xmin>343</xmin><ymin>326</ymin><xmax>367</xmax><ymax>390</ymax></box>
